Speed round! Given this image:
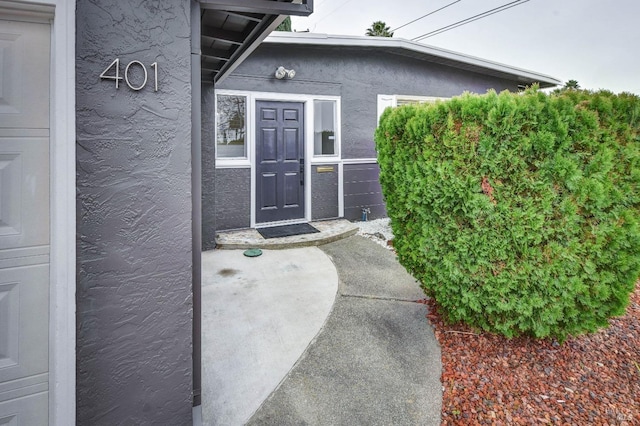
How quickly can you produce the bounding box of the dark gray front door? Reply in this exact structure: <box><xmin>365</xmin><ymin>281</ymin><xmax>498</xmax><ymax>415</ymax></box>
<box><xmin>256</xmin><ymin>101</ymin><xmax>305</xmax><ymax>223</ymax></box>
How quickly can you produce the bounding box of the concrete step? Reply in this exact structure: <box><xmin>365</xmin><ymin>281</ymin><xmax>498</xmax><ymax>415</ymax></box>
<box><xmin>215</xmin><ymin>219</ymin><xmax>358</xmax><ymax>250</ymax></box>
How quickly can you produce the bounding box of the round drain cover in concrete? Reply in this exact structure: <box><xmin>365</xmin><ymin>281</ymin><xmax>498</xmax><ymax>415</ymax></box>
<box><xmin>243</xmin><ymin>248</ymin><xmax>263</xmax><ymax>257</ymax></box>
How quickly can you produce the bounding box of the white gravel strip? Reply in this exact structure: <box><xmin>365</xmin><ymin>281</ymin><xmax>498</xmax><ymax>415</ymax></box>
<box><xmin>356</xmin><ymin>218</ymin><xmax>394</xmax><ymax>250</ymax></box>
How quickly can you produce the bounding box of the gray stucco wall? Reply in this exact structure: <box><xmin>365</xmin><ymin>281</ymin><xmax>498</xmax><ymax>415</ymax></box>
<box><xmin>215</xmin><ymin>168</ymin><xmax>252</xmax><ymax>230</ymax></box>
<box><xmin>344</xmin><ymin>163</ymin><xmax>386</xmax><ymax>221</ymax></box>
<box><xmin>202</xmin><ymin>85</ymin><xmax>217</xmax><ymax>249</ymax></box>
<box><xmin>204</xmin><ymin>43</ymin><xmax>523</xmax><ymax>228</ymax></box>
<box><xmin>311</xmin><ymin>165</ymin><xmax>339</xmax><ymax>220</ymax></box>
<box><xmin>218</xmin><ymin>44</ymin><xmax>521</xmax><ymax>160</ymax></box>
<box><xmin>75</xmin><ymin>1</ymin><xmax>193</xmax><ymax>424</ymax></box>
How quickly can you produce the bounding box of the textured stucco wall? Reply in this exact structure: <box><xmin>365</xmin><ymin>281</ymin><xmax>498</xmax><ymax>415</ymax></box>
<box><xmin>210</xmin><ymin>43</ymin><xmax>522</xmax><ymax>224</ymax></box>
<box><xmin>344</xmin><ymin>163</ymin><xmax>386</xmax><ymax>221</ymax></box>
<box><xmin>202</xmin><ymin>85</ymin><xmax>217</xmax><ymax>249</ymax></box>
<box><xmin>311</xmin><ymin>165</ymin><xmax>339</xmax><ymax>220</ymax></box>
<box><xmin>75</xmin><ymin>1</ymin><xmax>193</xmax><ymax>424</ymax></box>
<box><xmin>215</xmin><ymin>168</ymin><xmax>252</xmax><ymax>230</ymax></box>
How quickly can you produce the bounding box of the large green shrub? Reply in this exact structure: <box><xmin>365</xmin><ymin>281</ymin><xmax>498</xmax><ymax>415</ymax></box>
<box><xmin>375</xmin><ymin>89</ymin><xmax>640</xmax><ymax>340</ymax></box>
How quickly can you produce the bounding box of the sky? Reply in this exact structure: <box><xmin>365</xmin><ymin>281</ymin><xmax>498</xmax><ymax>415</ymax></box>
<box><xmin>291</xmin><ymin>0</ymin><xmax>640</xmax><ymax>94</ymax></box>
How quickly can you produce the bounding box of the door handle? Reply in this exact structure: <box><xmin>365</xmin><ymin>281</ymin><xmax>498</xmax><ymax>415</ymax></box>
<box><xmin>300</xmin><ymin>159</ymin><xmax>304</xmax><ymax>186</ymax></box>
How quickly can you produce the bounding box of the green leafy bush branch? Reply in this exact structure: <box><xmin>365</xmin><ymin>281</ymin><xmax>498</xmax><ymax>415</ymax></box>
<box><xmin>375</xmin><ymin>88</ymin><xmax>640</xmax><ymax>341</ymax></box>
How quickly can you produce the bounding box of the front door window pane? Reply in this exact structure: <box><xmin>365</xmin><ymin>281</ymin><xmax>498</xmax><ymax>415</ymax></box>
<box><xmin>217</xmin><ymin>95</ymin><xmax>247</xmax><ymax>158</ymax></box>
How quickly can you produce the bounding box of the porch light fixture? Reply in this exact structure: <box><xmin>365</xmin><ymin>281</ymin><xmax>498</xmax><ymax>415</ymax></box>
<box><xmin>275</xmin><ymin>66</ymin><xmax>295</xmax><ymax>79</ymax></box>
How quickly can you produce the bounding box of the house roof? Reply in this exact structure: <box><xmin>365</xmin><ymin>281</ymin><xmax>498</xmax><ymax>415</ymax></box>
<box><xmin>263</xmin><ymin>32</ymin><xmax>561</xmax><ymax>88</ymax></box>
<box><xmin>199</xmin><ymin>0</ymin><xmax>314</xmax><ymax>83</ymax></box>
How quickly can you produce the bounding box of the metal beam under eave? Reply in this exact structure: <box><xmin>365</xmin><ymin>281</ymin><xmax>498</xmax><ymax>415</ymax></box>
<box><xmin>201</xmin><ymin>25</ymin><xmax>246</xmax><ymax>45</ymax></box>
<box><xmin>202</xmin><ymin>66</ymin><xmax>219</xmax><ymax>76</ymax></box>
<box><xmin>225</xmin><ymin>11</ymin><xmax>264</xmax><ymax>23</ymax></box>
<box><xmin>213</xmin><ymin>14</ymin><xmax>283</xmax><ymax>83</ymax></box>
<box><xmin>201</xmin><ymin>46</ymin><xmax>232</xmax><ymax>61</ymax></box>
<box><xmin>199</xmin><ymin>0</ymin><xmax>313</xmax><ymax>17</ymax></box>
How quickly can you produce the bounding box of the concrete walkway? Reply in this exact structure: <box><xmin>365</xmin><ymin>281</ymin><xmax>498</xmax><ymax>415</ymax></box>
<box><xmin>201</xmin><ymin>236</ymin><xmax>442</xmax><ymax>425</ymax></box>
<box><xmin>201</xmin><ymin>247</ymin><xmax>338</xmax><ymax>425</ymax></box>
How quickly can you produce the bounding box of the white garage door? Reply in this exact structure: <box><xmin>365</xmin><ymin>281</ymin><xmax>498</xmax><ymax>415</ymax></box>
<box><xmin>0</xmin><ymin>18</ymin><xmax>51</xmax><ymax>425</ymax></box>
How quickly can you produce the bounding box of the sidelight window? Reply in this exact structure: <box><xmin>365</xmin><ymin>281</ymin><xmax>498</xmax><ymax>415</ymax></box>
<box><xmin>216</xmin><ymin>94</ymin><xmax>247</xmax><ymax>159</ymax></box>
<box><xmin>313</xmin><ymin>100</ymin><xmax>337</xmax><ymax>156</ymax></box>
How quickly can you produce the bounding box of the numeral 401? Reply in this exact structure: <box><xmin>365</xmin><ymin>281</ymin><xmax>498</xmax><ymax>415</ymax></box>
<box><xmin>100</xmin><ymin>58</ymin><xmax>158</xmax><ymax>91</ymax></box>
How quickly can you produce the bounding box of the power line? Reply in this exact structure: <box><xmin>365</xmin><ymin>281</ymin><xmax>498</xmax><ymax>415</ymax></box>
<box><xmin>391</xmin><ymin>0</ymin><xmax>463</xmax><ymax>33</ymax></box>
<box><xmin>412</xmin><ymin>0</ymin><xmax>531</xmax><ymax>42</ymax></box>
<box><xmin>413</xmin><ymin>0</ymin><xmax>530</xmax><ymax>41</ymax></box>
<box><xmin>309</xmin><ymin>0</ymin><xmax>357</xmax><ymax>28</ymax></box>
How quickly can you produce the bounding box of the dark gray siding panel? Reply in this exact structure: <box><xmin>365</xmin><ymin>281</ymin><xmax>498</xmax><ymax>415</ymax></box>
<box><xmin>344</xmin><ymin>163</ymin><xmax>386</xmax><ymax>221</ymax></box>
<box><xmin>202</xmin><ymin>86</ymin><xmax>216</xmax><ymax>249</ymax></box>
<box><xmin>215</xmin><ymin>168</ymin><xmax>251</xmax><ymax>230</ymax></box>
<box><xmin>311</xmin><ymin>165</ymin><xmax>339</xmax><ymax>220</ymax></box>
<box><xmin>76</xmin><ymin>0</ymin><xmax>193</xmax><ymax>425</ymax></box>
<box><xmin>345</xmin><ymin>179</ymin><xmax>383</xmax><ymax>195</ymax></box>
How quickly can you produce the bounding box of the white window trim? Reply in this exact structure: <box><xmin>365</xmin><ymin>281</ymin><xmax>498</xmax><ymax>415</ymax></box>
<box><xmin>214</xmin><ymin>91</ymin><xmax>251</xmax><ymax>167</ymax></box>
<box><xmin>377</xmin><ymin>94</ymin><xmax>450</xmax><ymax>123</ymax></box>
<box><xmin>311</xmin><ymin>99</ymin><xmax>341</xmax><ymax>162</ymax></box>
<box><xmin>395</xmin><ymin>94</ymin><xmax>449</xmax><ymax>104</ymax></box>
<box><xmin>342</xmin><ymin>157</ymin><xmax>378</xmax><ymax>165</ymax></box>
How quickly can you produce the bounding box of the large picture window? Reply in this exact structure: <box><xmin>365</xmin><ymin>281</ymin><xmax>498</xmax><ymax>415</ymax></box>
<box><xmin>313</xmin><ymin>100</ymin><xmax>337</xmax><ymax>156</ymax></box>
<box><xmin>217</xmin><ymin>94</ymin><xmax>247</xmax><ymax>158</ymax></box>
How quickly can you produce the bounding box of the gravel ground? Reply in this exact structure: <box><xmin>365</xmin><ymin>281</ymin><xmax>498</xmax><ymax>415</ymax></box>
<box><xmin>357</xmin><ymin>219</ymin><xmax>640</xmax><ymax>425</ymax></box>
<box><xmin>356</xmin><ymin>218</ymin><xmax>394</xmax><ymax>250</ymax></box>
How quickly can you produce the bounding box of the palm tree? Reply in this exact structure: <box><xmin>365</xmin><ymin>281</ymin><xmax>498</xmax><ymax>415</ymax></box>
<box><xmin>365</xmin><ymin>21</ymin><xmax>393</xmax><ymax>37</ymax></box>
<box><xmin>563</xmin><ymin>79</ymin><xmax>581</xmax><ymax>90</ymax></box>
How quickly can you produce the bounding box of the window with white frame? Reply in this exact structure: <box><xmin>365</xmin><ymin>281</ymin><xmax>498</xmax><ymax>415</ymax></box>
<box><xmin>216</xmin><ymin>94</ymin><xmax>247</xmax><ymax>159</ymax></box>
<box><xmin>313</xmin><ymin>99</ymin><xmax>337</xmax><ymax>156</ymax></box>
<box><xmin>215</xmin><ymin>91</ymin><xmax>340</xmax><ymax>167</ymax></box>
<box><xmin>377</xmin><ymin>94</ymin><xmax>449</xmax><ymax>123</ymax></box>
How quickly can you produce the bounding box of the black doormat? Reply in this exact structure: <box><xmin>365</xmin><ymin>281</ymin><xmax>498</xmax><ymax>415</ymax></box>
<box><xmin>258</xmin><ymin>223</ymin><xmax>320</xmax><ymax>239</ymax></box>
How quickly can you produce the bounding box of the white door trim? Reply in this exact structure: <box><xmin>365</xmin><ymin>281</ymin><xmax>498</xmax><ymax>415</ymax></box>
<box><xmin>7</xmin><ymin>1</ymin><xmax>78</xmax><ymax>425</ymax></box>
<box><xmin>252</xmin><ymin>98</ymin><xmax>309</xmax><ymax>227</ymax></box>
<box><xmin>48</xmin><ymin>1</ymin><xmax>76</xmax><ymax>424</ymax></box>
<box><xmin>49</xmin><ymin>1</ymin><xmax>76</xmax><ymax>424</ymax></box>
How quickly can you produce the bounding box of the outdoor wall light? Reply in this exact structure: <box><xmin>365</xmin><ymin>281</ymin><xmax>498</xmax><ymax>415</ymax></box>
<box><xmin>275</xmin><ymin>66</ymin><xmax>295</xmax><ymax>79</ymax></box>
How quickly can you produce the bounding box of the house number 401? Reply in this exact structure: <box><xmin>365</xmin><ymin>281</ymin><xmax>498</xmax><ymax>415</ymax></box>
<box><xmin>100</xmin><ymin>58</ymin><xmax>158</xmax><ymax>91</ymax></box>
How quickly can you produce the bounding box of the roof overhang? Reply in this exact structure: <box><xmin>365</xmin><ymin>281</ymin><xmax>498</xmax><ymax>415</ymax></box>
<box><xmin>199</xmin><ymin>0</ymin><xmax>314</xmax><ymax>84</ymax></box>
<box><xmin>263</xmin><ymin>32</ymin><xmax>562</xmax><ymax>88</ymax></box>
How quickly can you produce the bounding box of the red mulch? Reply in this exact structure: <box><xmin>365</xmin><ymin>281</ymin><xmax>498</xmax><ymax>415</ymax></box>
<box><xmin>423</xmin><ymin>280</ymin><xmax>640</xmax><ymax>425</ymax></box>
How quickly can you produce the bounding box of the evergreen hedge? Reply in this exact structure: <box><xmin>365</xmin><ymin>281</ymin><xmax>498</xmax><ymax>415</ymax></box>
<box><xmin>375</xmin><ymin>89</ymin><xmax>640</xmax><ymax>340</ymax></box>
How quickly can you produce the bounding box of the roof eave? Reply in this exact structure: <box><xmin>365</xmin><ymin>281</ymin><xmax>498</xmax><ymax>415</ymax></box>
<box><xmin>263</xmin><ymin>32</ymin><xmax>562</xmax><ymax>88</ymax></box>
